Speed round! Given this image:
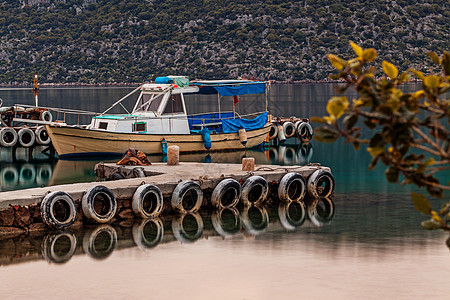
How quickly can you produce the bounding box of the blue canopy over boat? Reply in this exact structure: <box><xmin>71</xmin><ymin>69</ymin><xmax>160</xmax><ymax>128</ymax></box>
<box><xmin>191</xmin><ymin>80</ymin><xmax>267</xmax><ymax>96</ymax></box>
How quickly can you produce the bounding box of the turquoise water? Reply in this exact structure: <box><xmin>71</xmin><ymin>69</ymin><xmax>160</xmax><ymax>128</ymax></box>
<box><xmin>0</xmin><ymin>85</ymin><xmax>448</xmax><ymax>299</ymax></box>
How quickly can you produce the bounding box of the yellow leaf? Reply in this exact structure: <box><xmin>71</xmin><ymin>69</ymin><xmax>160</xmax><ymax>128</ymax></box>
<box><xmin>427</xmin><ymin>52</ymin><xmax>440</xmax><ymax>64</ymax></box>
<box><xmin>353</xmin><ymin>99</ymin><xmax>364</xmax><ymax>107</ymax></box>
<box><xmin>323</xmin><ymin>116</ymin><xmax>335</xmax><ymax>125</ymax></box>
<box><xmin>424</xmin><ymin>75</ymin><xmax>439</xmax><ymax>89</ymax></box>
<box><xmin>362</xmin><ymin>48</ymin><xmax>377</xmax><ymax>62</ymax></box>
<box><xmin>327</xmin><ymin>54</ymin><xmax>346</xmax><ymax>70</ymax></box>
<box><xmin>326</xmin><ymin>96</ymin><xmax>349</xmax><ymax>119</ymax></box>
<box><xmin>367</xmin><ymin>146</ymin><xmax>385</xmax><ymax>157</ymax></box>
<box><xmin>382</xmin><ymin>61</ymin><xmax>398</xmax><ymax>79</ymax></box>
<box><xmin>414</xmin><ymin>90</ymin><xmax>425</xmax><ymax>98</ymax></box>
<box><xmin>350</xmin><ymin>41</ymin><xmax>363</xmax><ymax>58</ymax></box>
<box><xmin>411</xmin><ymin>69</ymin><xmax>424</xmax><ymax>80</ymax></box>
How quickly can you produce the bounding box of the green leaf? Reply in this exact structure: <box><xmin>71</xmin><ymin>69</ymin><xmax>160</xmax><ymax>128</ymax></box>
<box><xmin>362</xmin><ymin>48</ymin><xmax>377</xmax><ymax>62</ymax></box>
<box><xmin>424</xmin><ymin>75</ymin><xmax>439</xmax><ymax>89</ymax></box>
<box><xmin>411</xmin><ymin>192</ymin><xmax>431</xmax><ymax>215</ymax></box>
<box><xmin>382</xmin><ymin>61</ymin><xmax>398</xmax><ymax>79</ymax></box>
<box><xmin>327</xmin><ymin>54</ymin><xmax>346</xmax><ymax>71</ymax></box>
<box><xmin>313</xmin><ymin>126</ymin><xmax>340</xmax><ymax>143</ymax></box>
<box><xmin>427</xmin><ymin>51</ymin><xmax>440</xmax><ymax>64</ymax></box>
<box><xmin>326</xmin><ymin>96</ymin><xmax>349</xmax><ymax>119</ymax></box>
<box><xmin>350</xmin><ymin>41</ymin><xmax>363</xmax><ymax>57</ymax></box>
<box><xmin>343</xmin><ymin>114</ymin><xmax>358</xmax><ymax>130</ymax></box>
<box><xmin>385</xmin><ymin>167</ymin><xmax>399</xmax><ymax>183</ymax></box>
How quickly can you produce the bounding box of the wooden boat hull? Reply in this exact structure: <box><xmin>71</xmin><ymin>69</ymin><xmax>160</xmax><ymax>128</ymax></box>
<box><xmin>45</xmin><ymin>124</ymin><xmax>271</xmax><ymax>157</ymax></box>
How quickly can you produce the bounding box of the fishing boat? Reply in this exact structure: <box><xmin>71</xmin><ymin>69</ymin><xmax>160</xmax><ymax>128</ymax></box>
<box><xmin>44</xmin><ymin>76</ymin><xmax>271</xmax><ymax>157</ymax></box>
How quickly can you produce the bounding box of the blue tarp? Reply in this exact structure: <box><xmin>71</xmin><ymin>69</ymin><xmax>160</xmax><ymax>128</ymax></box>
<box><xmin>213</xmin><ymin>83</ymin><xmax>266</xmax><ymax>96</ymax></box>
<box><xmin>222</xmin><ymin>112</ymin><xmax>268</xmax><ymax>133</ymax></box>
<box><xmin>188</xmin><ymin>112</ymin><xmax>234</xmax><ymax>130</ymax></box>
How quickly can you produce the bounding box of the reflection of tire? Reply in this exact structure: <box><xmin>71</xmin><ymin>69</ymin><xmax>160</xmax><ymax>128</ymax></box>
<box><xmin>282</xmin><ymin>121</ymin><xmax>296</xmax><ymax>138</ymax></box>
<box><xmin>241</xmin><ymin>175</ymin><xmax>268</xmax><ymax>206</ymax></box>
<box><xmin>19</xmin><ymin>163</ymin><xmax>36</xmax><ymax>183</ymax></box>
<box><xmin>18</xmin><ymin>128</ymin><xmax>35</xmax><ymax>147</ymax></box>
<box><xmin>1</xmin><ymin>166</ymin><xmax>18</xmax><ymax>184</ymax></box>
<box><xmin>40</xmin><ymin>110</ymin><xmax>53</xmax><ymax>122</ymax></box>
<box><xmin>132</xmin><ymin>217</ymin><xmax>164</xmax><ymax>250</ymax></box>
<box><xmin>278</xmin><ymin>201</ymin><xmax>306</xmax><ymax>230</ymax></box>
<box><xmin>307</xmin><ymin>198</ymin><xmax>335</xmax><ymax>226</ymax></box>
<box><xmin>132</xmin><ymin>184</ymin><xmax>163</xmax><ymax>218</ymax></box>
<box><xmin>171</xmin><ymin>180</ymin><xmax>203</xmax><ymax>214</ymax></box>
<box><xmin>297</xmin><ymin>122</ymin><xmax>313</xmax><ymax>143</ymax></box>
<box><xmin>36</xmin><ymin>164</ymin><xmax>52</xmax><ymax>185</ymax></box>
<box><xmin>211</xmin><ymin>178</ymin><xmax>241</xmax><ymax>209</ymax></box>
<box><xmin>307</xmin><ymin>169</ymin><xmax>335</xmax><ymax>199</ymax></box>
<box><xmin>42</xmin><ymin>231</ymin><xmax>77</xmax><ymax>264</ymax></box>
<box><xmin>0</xmin><ymin>127</ymin><xmax>18</xmax><ymax>147</ymax></box>
<box><xmin>211</xmin><ymin>207</ymin><xmax>241</xmax><ymax>237</ymax></box>
<box><xmin>35</xmin><ymin>126</ymin><xmax>51</xmax><ymax>145</ymax></box>
<box><xmin>278</xmin><ymin>172</ymin><xmax>306</xmax><ymax>202</ymax></box>
<box><xmin>40</xmin><ymin>191</ymin><xmax>77</xmax><ymax>229</ymax></box>
<box><xmin>82</xmin><ymin>225</ymin><xmax>117</xmax><ymax>260</ymax></box>
<box><xmin>268</xmin><ymin>147</ymin><xmax>278</xmax><ymax>163</ymax></box>
<box><xmin>172</xmin><ymin>212</ymin><xmax>204</xmax><ymax>243</ymax></box>
<box><xmin>241</xmin><ymin>205</ymin><xmax>269</xmax><ymax>235</ymax></box>
<box><xmin>296</xmin><ymin>143</ymin><xmax>313</xmax><ymax>165</ymax></box>
<box><xmin>82</xmin><ymin>185</ymin><xmax>117</xmax><ymax>223</ymax></box>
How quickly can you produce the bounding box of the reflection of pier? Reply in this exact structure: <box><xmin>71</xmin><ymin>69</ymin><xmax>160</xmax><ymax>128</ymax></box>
<box><xmin>0</xmin><ymin>199</ymin><xmax>335</xmax><ymax>266</ymax></box>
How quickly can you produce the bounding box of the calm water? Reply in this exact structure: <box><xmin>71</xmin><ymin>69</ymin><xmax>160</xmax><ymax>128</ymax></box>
<box><xmin>0</xmin><ymin>85</ymin><xmax>448</xmax><ymax>299</ymax></box>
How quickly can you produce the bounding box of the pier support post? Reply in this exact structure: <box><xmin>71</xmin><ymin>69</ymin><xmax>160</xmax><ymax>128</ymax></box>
<box><xmin>167</xmin><ymin>145</ymin><xmax>180</xmax><ymax>165</ymax></box>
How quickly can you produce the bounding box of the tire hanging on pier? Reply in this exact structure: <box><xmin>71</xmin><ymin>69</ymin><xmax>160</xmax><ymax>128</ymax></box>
<box><xmin>297</xmin><ymin>122</ymin><xmax>313</xmax><ymax>143</ymax></box>
<box><xmin>278</xmin><ymin>172</ymin><xmax>307</xmax><ymax>202</ymax></box>
<box><xmin>268</xmin><ymin>124</ymin><xmax>278</xmax><ymax>140</ymax></box>
<box><xmin>241</xmin><ymin>175</ymin><xmax>269</xmax><ymax>206</ymax></box>
<box><xmin>0</xmin><ymin>127</ymin><xmax>18</xmax><ymax>147</ymax></box>
<box><xmin>132</xmin><ymin>184</ymin><xmax>163</xmax><ymax>219</ymax></box>
<box><xmin>171</xmin><ymin>180</ymin><xmax>203</xmax><ymax>214</ymax></box>
<box><xmin>40</xmin><ymin>191</ymin><xmax>78</xmax><ymax>229</ymax></box>
<box><xmin>18</xmin><ymin>127</ymin><xmax>35</xmax><ymax>147</ymax></box>
<box><xmin>307</xmin><ymin>169</ymin><xmax>335</xmax><ymax>199</ymax></box>
<box><xmin>211</xmin><ymin>178</ymin><xmax>241</xmax><ymax>209</ymax></box>
<box><xmin>82</xmin><ymin>185</ymin><xmax>117</xmax><ymax>223</ymax></box>
<box><xmin>35</xmin><ymin>126</ymin><xmax>51</xmax><ymax>145</ymax></box>
<box><xmin>282</xmin><ymin>121</ymin><xmax>296</xmax><ymax>138</ymax></box>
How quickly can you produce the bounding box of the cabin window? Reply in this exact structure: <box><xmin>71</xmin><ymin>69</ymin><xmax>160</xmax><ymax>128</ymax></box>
<box><xmin>163</xmin><ymin>94</ymin><xmax>184</xmax><ymax>114</ymax></box>
<box><xmin>133</xmin><ymin>122</ymin><xmax>146</xmax><ymax>132</ymax></box>
<box><xmin>98</xmin><ymin>122</ymin><xmax>108</xmax><ymax>130</ymax></box>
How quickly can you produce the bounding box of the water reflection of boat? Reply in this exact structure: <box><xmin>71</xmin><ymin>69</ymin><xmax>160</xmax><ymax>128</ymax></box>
<box><xmin>0</xmin><ymin>200</ymin><xmax>335</xmax><ymax>265</ymax></box>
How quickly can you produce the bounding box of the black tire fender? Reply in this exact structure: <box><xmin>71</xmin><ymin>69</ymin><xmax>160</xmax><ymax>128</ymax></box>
<box><xmin>18</xmin><ymin>127</ymin><xmax>35</xmax><ymax>147</ymax></box>
<box><xmin>241</xmin><ymin>175</ymin><xmax>268</xmax><ymax>206</ymax></box>
<box><xmin>132</xmin><ymin>217</ymin><xmax>164</xmax><ymax>250</ymax></box>
<box><xmin>282</xmin><ymin>121</ymin><xmax>296</xmax><ymax>138</ymax></box>
<box><xmin>307</xmin><ymin>169</ymin><xmax>335</xmax><ymax>199</ymax></box>
<box><xmin>268</xmin><ymin>123</ymin><xmax>278</xmax><ymax>140</ymax></box>
<box><xmin>40</xmin><ymin>110</ymin><xmax>53</xmax><ymax>122</ymax></box>
<box><xmin>81</xmin><ymin>185</ymin><xmax>117</xmax><ymax>223</ymax></box>
<box><xmin>35</xmin><ymin>126</ymin><xmax>51</xmax><ymax>145</ymax></box>
<box><xmin>0</xmin><ymin>127</ymin><xmax>18</xmax><ymax>147</ymax></box>
<box><xmin>297</xmin><ymin>122</ymin><xmax>313</xmax><ymax>143</ymax></box>
<box><xmin>278</xmin><ymin>172</ymin><xmax>306</xmax><ymax>202</ymax></box>
<box><xmin>211</xmin><ymin>178</ymin><xmax>241</xmax><ymax>209</ymax></box>
<box><xmin>171</xmin><ymin>180</ymin><xmax>203</xmax><ymax>214</ymax></box>
<box><xmin>132</xmin><ymin>184</ymin><xmax>163</xmax><ymax>218</ymax></box>
<box><xmin>40</xmin><ymin>191</ymin><xmax>77</xmax><ymax>229</ymax></box>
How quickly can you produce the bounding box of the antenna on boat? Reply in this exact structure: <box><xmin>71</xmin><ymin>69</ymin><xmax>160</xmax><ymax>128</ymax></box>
<box><xmin>32</xmin><ymin>74</ymin><xmax>39</xmax><ymax>107</ymax></box>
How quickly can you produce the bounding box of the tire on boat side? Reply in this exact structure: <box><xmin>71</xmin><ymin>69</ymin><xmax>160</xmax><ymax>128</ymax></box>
<box><xmin>268</xmin><ymin>124</ymin><xmax>278</xmax><ymax>140</ymax></box>
<box><xmin>171</xmin><ymin>180</ymin><xmax>203</xmax><ymax>214</ymax></box>
<box><xmin>82</xmin><ymin>185</ymin><xmax>117</xmax><ymax>223</ymax></box>
<box><xmin>282</xmin><ymin>121</ymin><xmax>296</xmax><ymax>138</ymax></box>
<box><xmin>18</xmin><ymin>127</ymin><xmax>36</xmax><ymax>148</ymax></box>
<box><xmin>132</xmin><ymin>184</ymin><xmax>163</xmax><ymax>219</ymax></box>
<box><xmin>211</xmin><ymin>178</ymin><xmax>241</xmax><ymax>209</ymax></box>
<box><xmin>35</xmin><ymin>126</ymin><xmax>51</xmax><ymax>145</ymax></box>
<box><xmin>40</xmin><ymin>191</ymin><xmax>78</xmax><ymax>229</ymax></box>
<box><xmin>0</xmin><ymin>127</ymin><xmax>18</xmax><ymax>147</ymax></box>
<box><xmin>241</xmin><ymin>175</ymin><xmax>269</xmax><ymax>206</ymax></box>
<box><xmin>40</xmin><ymin>110</ymin><xmax>53</xmax><ymax>122</ymax></box>
<box><xmin>297</xmin><ymin>122</ymin><xmax>313</xmax><ymax>143</ymax></box>
<box><xmin>132</xmin><ymin>217</ymin><xmax>164</xmax><ymax>250</ymax></box>
<box><xmin>42</xmin><ymin>231</ymin><xmax>77</xmax><ymax>264</ymax></box>
<box><xmin>278</xmin><ymin>172</ymin><xmax>307</xmax><ymax>202</ymax></box>
<box><xmin>307</xmin><ymin>169</ymin><xmax>335</xmax><ymax>199</ymax></box>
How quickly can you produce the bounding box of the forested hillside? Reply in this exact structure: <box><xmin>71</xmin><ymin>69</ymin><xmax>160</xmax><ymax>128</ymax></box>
<box><xmin>0</xmin><ymin>0</ymin><xmax>448</xmax><ymax>84</ymax></box>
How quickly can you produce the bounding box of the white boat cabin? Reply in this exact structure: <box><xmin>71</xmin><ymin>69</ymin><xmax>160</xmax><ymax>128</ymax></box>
<box><xmin>88</xmin><ymin>78</ymin><xmax>199</xmax><ymax>135</ymax></box>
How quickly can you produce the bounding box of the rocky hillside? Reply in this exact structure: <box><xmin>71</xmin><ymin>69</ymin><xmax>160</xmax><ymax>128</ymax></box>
<box><xmin>0</xmin><ymin>0</ymin><xmax>448</xmax><ymax>84</ymax></box>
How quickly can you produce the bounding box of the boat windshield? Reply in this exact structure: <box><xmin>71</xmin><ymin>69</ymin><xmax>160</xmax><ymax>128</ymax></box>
<box><xmin>135</xmin><ymin>93</ymin><xmax>163</xmax><ymax>113</ymax></box>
